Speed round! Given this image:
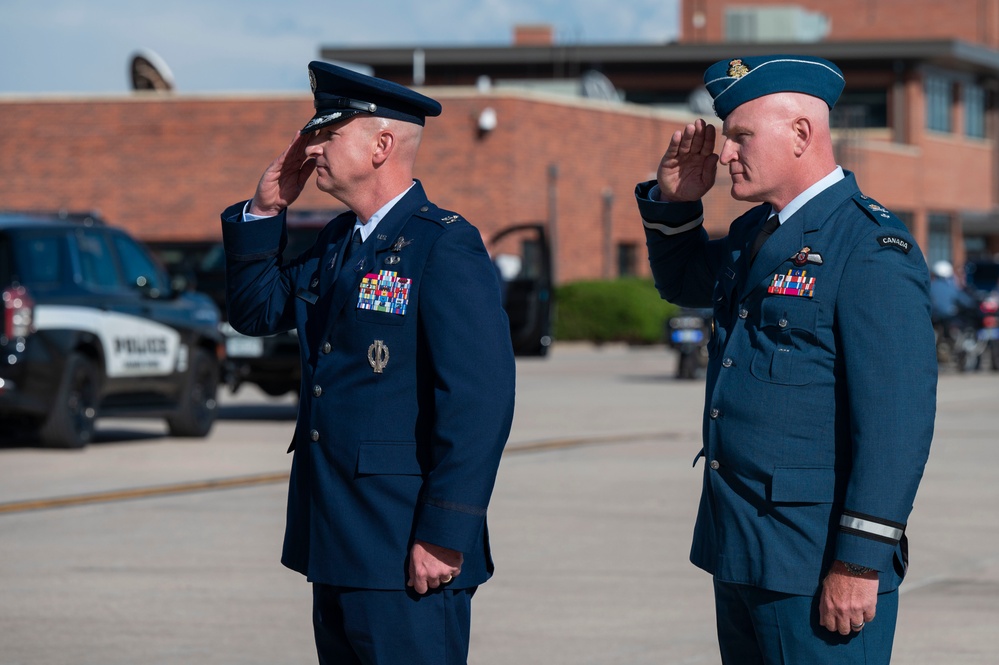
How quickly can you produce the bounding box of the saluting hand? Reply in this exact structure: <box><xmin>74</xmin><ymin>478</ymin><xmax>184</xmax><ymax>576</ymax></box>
<box><xmin>407</xmin><ymin>540</ymin><xmax>463</xmax><ymax>595</ymax></box>
<box><xmin>656</xmin><ymin>118</ymin><xmax>719</xmax><ymax>203</ymax></box>
<box><xmin>818</xmin><ymin>561</ymin><xmax>879</xmax><ymax>635</ymax></box>
<box><xmin>248</xmin><ymin>132</ymin><xmax>317</xmax><ymax>218</ymax></box>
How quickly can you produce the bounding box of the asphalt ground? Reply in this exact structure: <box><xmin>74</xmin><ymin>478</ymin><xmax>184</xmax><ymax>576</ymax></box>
<box><xmin>1</xmin><ymin>344</ymin><xmax>997</xmax><ymax>664</ymax></box>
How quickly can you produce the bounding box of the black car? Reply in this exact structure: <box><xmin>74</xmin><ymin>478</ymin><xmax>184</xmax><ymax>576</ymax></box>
<box><xmin>0</xmin><ymin>211</ymin><xmax>223</xmax><ymax>448</ymax></box>
<box><xmin>488</xmin><ymin>223</ymin><xmax>554</xmax><ymax>356</ymax></box>
<box><xmin>148</xmin><ymin>209</ymin><xmax>334</xmax><ymax>397</ymax></box>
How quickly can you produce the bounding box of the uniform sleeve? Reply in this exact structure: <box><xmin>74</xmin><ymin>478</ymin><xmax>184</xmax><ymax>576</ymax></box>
<box><xmin>834</xmin><ymin>228</ymin><xmax>937</xmax><ymax>571</ymax></box>
<box><xmin>220</xmin><ymin>201</ymin><xmax>299</xmax><ymax>336</ymax></box>
<box><xmin>412</xmin><ymin>224</ymin><xmax>517</xmax><ymax>553</ymax></box>
<box><xmin>634</xmin><ymin>180</ymin><xmax>727</xmax><ymax>307</ymax></box>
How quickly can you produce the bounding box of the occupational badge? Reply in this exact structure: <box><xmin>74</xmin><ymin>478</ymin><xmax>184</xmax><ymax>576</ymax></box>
<box><xmin>791</xmin><ymin>247</ymin><xmax>823</xmax><ymax>267</ymax></box>
<box><xmin>390</xmin><ymin>236</ymin><xmax>413</xmax><ymax>252</ymax></box>
<box><xmin>357</xmin><ymin>270</ymin><xmax>412</xmax><ymax>315</ymax></box>
<box><xmin>384</xmin><ymin>255</ymin><xmax>401</xmax><ymax>265</ymax></box>
<box><xmin>728</xmin><ymin>59</ymin><xmax>750</xmax><ymax>78</ymax></box>
<box><xmin>368</xmin><ymin>340</ymin><xmax>389</xmax><ymax>374</ymax></box>
<box><xmin>768</xmin><ymin>269</ymin><xmax>815</xmax><ymax>298</ymax></box>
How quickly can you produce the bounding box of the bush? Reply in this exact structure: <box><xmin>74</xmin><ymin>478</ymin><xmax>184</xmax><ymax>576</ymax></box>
<box><xmin>554</xmin><ymin>278</ymin><xmax>679</xmax><ymax>344</ymax></box>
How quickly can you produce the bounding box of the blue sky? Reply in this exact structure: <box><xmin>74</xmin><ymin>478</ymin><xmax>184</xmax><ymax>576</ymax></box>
<box><xmin>0</xmin><ymin>0</ymin><xmax>680</xmax><ymax>94</ymax></box>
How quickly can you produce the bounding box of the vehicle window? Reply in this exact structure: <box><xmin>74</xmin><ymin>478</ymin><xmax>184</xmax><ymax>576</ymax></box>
<box><xmin>76</xmin><ymin>229</ymin><xmax>121</xmax><ymax>290</ymax></box>
<box><xmin>112</xmin><ymin>233</ymin><xmax>168</xmax><ymax>293</ymax></box>
<box><xmin>7</xmin><ymin>233</ymin><xmax>67</xmax><ymax>288</ymax></box>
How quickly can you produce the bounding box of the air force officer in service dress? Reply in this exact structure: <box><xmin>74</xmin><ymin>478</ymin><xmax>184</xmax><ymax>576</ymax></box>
<box><xmin>634</xmin><ymin>55</ymin><xmax>936</xmax><ymax>664</ymax></box>
<box><xmin>221</xmin><ymin>61</ymin><xmax>515</xmax><ymax>665</ymax></box>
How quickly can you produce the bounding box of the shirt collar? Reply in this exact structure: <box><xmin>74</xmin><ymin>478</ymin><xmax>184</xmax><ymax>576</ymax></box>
<box><xmin>773</xmin><ymin>166</ymin><xmax>844</xmax><ymax>224</ymax></box>
<box><xmin>353</xmin><ymin>182</ymin><xmax>415</xmax><ymax>241</ymax></box>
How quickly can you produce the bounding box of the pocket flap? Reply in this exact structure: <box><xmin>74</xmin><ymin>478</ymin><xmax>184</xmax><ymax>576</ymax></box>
<box><xmin>357</xmin><ymin>442</ymin><xmax>422</xmax><ymax>476</ymax></box>
<box><xmin>760</xmin><ymin>297</ymin><xmax>818</xmax><ymax>332</ymax></box>
<box><xmin>770</xmin><ymin>466</ymin><xmax>836</xmax><ymax>503</ymax></box>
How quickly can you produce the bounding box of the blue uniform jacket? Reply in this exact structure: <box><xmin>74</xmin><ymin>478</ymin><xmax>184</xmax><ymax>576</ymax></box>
<box><xmin>221</xmin><ymin>181</ymin><xmax>516</xmax><ymax>590</ymax></box>
<box><xmin>635</xmin><ymin>172</ymin><xmax>936</xmax><ymax>596</ymax></box>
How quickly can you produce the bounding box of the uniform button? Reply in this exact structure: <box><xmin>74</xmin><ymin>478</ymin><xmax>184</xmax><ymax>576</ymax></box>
<box><xmin>710</xmin><ymin>408</ymin><xmax>721</xmax><ymax>419</ymax></box>
<box><xmin>709</xmin><ymin>460</ymin><xmax>721</xmax><ymax>470</ymax></box>
<box><xmin>322</xmin><ymin>342</ymin><xmax>332</xmax><ymax>354</ymax></box>
<box><xmin>722</xmin><ymin>358</ymin><xmax>733</xmax><ymax>368</ymax></box>
<box><xmin>310</xmin><ymin>429</ymin><xmax>320</xmax><ymax>442</ymax></box>
<box><xmin>312</xmin><ymin>385</ymin><xmax>322</xmax><ymax>398</ymax></box>
<box><xmin>778</xmin><ymin>318</ymin><xmax>788</xmax><ymax>328</ymax></box>
<box><xmin>739</xmin><ymin>308</ymin><xmax>749</xmax><ymax>319</ymax></box>
<box><xmin>420</xmin><ymin>206</ymin><xmax>429</xmax><ymax>212</ymax></box>
<box><xmin>310</xmin><ymin>277</ymin><xmax>319</xmax><ymax>288</ymax></box>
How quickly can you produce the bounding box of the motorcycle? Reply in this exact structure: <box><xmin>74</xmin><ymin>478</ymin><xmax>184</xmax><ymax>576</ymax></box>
<box><xmin>933</xmin><ymin>298</ymin><xmax>991</xmax><ymax>372</ymax></box>
<box><xmin>666</xmin><ymin>308</ymin><xmax>712</xmax><ymax>380</ymax></box>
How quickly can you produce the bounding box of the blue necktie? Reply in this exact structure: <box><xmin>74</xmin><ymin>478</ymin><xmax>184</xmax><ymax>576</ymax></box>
<box><xmin>342</xmin><ymin>227</ymin><xmax>362</xmax><ymax>266</ymax></box>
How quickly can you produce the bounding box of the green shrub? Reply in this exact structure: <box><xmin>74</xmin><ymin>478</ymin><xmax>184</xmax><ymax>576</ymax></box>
<box><xmin>554</xmin><ymin>278</ymin><xmax>679</xmax><ymax>344</ymax></box>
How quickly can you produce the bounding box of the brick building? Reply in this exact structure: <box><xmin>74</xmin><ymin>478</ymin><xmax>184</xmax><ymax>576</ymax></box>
<box><xmin>2</xmin><ymin>0</ymin><xmax>999</xmax><ymax>284</ymax></box>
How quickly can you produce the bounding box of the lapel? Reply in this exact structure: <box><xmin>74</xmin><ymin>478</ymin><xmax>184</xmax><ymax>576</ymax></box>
<box><xmin>319</xmin><ymin>216</ymin><xmax>356</xmax><ymax>298</ymax></box>
<box><xmin>738</xmin><ymin>173</ymin><xmax>860</xmax><ymax>301</ymax></box>
<box><xmin>324</xmin><ymin>182</ymin><xmax>429</xmax><ymax>328</ymax></box>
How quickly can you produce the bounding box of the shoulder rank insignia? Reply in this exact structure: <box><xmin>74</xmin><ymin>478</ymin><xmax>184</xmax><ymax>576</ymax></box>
<box><xmin>878</xmin><ymin>235</ymin><xmax>912</xmax><ymax>254</ymax></box>
<box><xmin>769</xmin><ymin>269</ymin><xmax>815</xmax><ymax>298</ymax></box>
<box><xmin>792</xmin><ymin>246</ymin><xmax>823</xmax><ymax>267</ymax></box>
<box><xmin>728</xmin><ymin>59</ymin><xmax>750</xmax><ymax>78</ymax></box>
<box><xmin>441</xmin><ymin>214</ymin><xmax>461</xmax><ymax>224</ymax></box>
<box><xmin>868</xmin><ymin>203</ymin><xmax>891</xmax><ymax>219</ymax></box>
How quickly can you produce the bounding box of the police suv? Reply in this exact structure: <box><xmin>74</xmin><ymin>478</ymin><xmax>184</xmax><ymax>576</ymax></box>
<box><xmin>0</xmin><ymin>212</ymin><xmax>223</xmax><ymax>448</ymax></box>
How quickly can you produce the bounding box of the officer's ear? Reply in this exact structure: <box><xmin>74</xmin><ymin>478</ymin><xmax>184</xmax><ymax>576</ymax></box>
<box><xmin>372</xmin><ymin>127</ymin><xmax>396</xmax><ymax>166</ymax></box>
<box><xmin>792</xmin><ymin>116</ymin><xmax>812</xmax><ymax>157</ymax></box>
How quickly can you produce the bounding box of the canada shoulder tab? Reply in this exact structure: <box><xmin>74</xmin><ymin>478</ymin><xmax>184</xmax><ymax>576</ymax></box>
<box><xmin>415</xmin><ymin>202</ymin><xmax>468</xmax><ymax>230</ymax></box>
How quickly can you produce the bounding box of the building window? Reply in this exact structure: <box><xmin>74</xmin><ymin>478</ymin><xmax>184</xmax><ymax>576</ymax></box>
<box><xmin>925</xmin><ymin>76</ymin><xmax>952</xmax><ymax>133</ymax></box>
<box><xmin>928</xmin><ymin>213</ymin><xmax>952</xmax><ymax>265</ymax></box>
<box><xmin>964</xmin><ymin>82</ymin><xmax>986</xmax><ymax>139</ymax></box>
<box><xmin>617</xmin><ymin>243</ymin><xmax>638</xmax><ymax>277</ymax></box>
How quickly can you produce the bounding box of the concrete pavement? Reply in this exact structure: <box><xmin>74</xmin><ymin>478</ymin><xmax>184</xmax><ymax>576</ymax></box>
<box><xmin>0</xmin><ymin>344</ymin><xmax>997</xmax><ymax>663</ymax></box>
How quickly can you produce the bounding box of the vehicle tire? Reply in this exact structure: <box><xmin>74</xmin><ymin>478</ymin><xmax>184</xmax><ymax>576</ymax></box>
<box><xmin>677</xmin><ymin>350</ymin><xmax>698</xmax><ymax>380</ymax></box>
<box><xmin>167</xmin><ymin>348</ymin><xmax>219</xmax><ymax>438</ymax></box>
<box><xmin>38</xmin><ymin>352</ymin><xmax>100</xmax><ymax>449</ymax></box>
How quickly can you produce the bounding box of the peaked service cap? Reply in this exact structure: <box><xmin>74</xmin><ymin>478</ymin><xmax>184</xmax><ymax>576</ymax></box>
<box><xmin>703</xmin><ymin>55</ymin><xmax>845</xmax><ymax>120</ymax></box>
<box><xmin>302</xmin><ymin>61</ymin><xmax>442</xmax><ymax>133</ymax></box>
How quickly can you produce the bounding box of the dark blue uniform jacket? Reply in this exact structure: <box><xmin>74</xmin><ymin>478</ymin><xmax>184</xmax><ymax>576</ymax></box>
<box><xmin>636</xmin><ymin>172</ymin><xmax>936</xmax><ymax>596</ymax></box>
<box><xmin>221</xmin><ymin>181</ymin><xmax>516</xmax><ymax>590</ymax></box>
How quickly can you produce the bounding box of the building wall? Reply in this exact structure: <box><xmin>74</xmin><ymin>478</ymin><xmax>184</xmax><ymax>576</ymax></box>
<box><xmin>682</xmin><ymin>0</ymin><xmax>999</xmax><ymax>48</ymax></box>
<box><xmin>0</xmin><ymin>87</ymin><xmax>992</xmax><ymax>283</ymax></box>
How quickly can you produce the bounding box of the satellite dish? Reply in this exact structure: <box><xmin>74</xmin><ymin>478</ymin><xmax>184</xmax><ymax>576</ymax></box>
<box><xmin>580</xmin><ymin>70</ymin><xmax>620</xmax><ymax>102</ymax></box>
<box><xmin>130</xmin><ymin>49</ymin><xmax>175</xmax><ymax>92</ymax></box>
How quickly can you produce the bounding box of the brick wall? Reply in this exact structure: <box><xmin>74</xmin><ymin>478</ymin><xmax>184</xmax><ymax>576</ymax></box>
<box><xmin>682</xmin><ymin>0</ymin><xmax>999</xmax><ymax>48</ymax></box>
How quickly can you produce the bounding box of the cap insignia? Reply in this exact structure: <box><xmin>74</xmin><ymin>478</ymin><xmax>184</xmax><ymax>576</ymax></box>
<box><xmin>727</xmin><ymin>59</ymin><xmax>750</xmax><ymax>78</ymax></box>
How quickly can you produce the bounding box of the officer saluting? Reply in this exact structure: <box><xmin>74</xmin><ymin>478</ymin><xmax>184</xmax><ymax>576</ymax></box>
<box><xmin>635</xmin><ymin>55</ymin><xmax>936</xmax><ymax>663</ymax></box>
<box><xmin>221</xmin><ymin>62</ymin><xmax>515</xmax><ymax>664</ymax></box>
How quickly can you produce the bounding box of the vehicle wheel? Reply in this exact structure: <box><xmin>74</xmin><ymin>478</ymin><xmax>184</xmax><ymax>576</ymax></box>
<box><xmin>39</xmin><ymin>353</ymin><xmax>100</xmax><ymax>449</ymax></box>
<box><xmin>677</xmin><ymin>351</ymin><xmax>698</xmax><ymax>380</ymax></box>
<box><xmin>167</xmin><ymin>348</ymin><xmax>219</xmax><ymax>438</ymax></box>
